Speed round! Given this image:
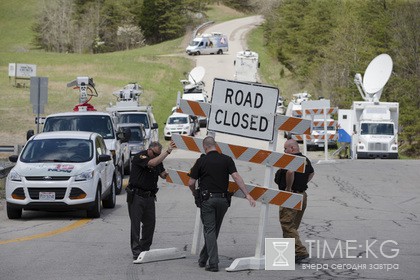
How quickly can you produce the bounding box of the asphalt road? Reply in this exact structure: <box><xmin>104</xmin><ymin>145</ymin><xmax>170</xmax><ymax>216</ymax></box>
<box><xmin>1</xmin><ymin>15</ymin><xmax>419</xmax><ymax>280</ymax></box>
<box><xmin>0</xmin><ymin>157</ymin><xmax>419</xmax><ymax>280</ymax></box>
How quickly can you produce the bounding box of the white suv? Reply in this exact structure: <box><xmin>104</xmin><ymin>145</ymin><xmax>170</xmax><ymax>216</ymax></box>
<box><xmin>164</xmin><ymin>113</ymin><xmax>196</xmax><ymax>140</ymax></box>
<box><xmin>6</xmin><ymin>131</ymin><xmax>116</xmax><ymax>219</ymax></box>
<box><xmin>40</xmin><ymin>111</ymin><xmax>129</xmax><ymax>194</ymax></box>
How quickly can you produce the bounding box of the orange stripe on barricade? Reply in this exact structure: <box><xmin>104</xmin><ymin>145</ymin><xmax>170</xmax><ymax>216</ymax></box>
<box><xmin>270</xmin><ymin>192</ymin><xmax>292</xmax><ymax>206</ymax></box>
<box><xmin>178</xmin><ymin>171</ymin><xmax>190</xmax><ymax>186</ymax></box>
<box><xmin>294</xmin><ymin>201</ymin><xmax>302</xmax><ymax>210</ymax></box>
<box><xmin>250</xmin><ymin>150</ymin><xmax>271</xmax><ymax>164</ymax></box>
<box><xmin>249</xmin><ymin>187</ymin><xmax>267</xmax><ymax>200</ymax></box>
<box><xmin>228</xmin><ymin>144</ymin><xmax>247</xmax><ymax>158</ymax></box>
<box><xmin>228</xmin><ymin>181</ymin><xmax>240</xmax><ymax>193</ymax></box>
<box><xmin>278</xmin><ymin>117</ymin><xmax>303</xmax><ymax>132</ymax></box>
<box><xmin>188</xmin><ymin>100</ymin><xmax>206</xmax><ymax>117</ymax></box>
<box><xmin>273</xmin><ymin>153</ymin><xmax>295</xmax><ymax>168</ymax></box>
<box><xmin>166</xmin><ymin>175</ymin><xmax>174</xmax><ymax>184</ymax></box>
<box><xmin>182</xmin><ymin>135</ymin><xmax>201</xmax><ymax>152</ymax></box>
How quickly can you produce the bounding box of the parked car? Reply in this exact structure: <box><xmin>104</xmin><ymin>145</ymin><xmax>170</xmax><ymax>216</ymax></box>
<box><xmin>164</xmin><ymin>113</ymin><xmax>196</xmax><ymax>140</ymax></box>
<box><xmin>40</xmin><ymin>111</ymin><xmax>129</xmax><ymax>194</ymax></box>
<box><xmin>5</xmin><ymin>131</ymin><xmax>116</xmax><ymax>219</ymax></box>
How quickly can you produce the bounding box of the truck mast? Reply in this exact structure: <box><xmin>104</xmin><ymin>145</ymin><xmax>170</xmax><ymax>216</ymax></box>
<box><xmin>66</xmin><ymin>76</ymin><xmax>98</xmax><ymax>111</ymax></box>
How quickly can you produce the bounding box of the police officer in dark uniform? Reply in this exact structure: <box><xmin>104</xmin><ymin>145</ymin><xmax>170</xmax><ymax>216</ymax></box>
<box><xmin>274</xmin><ymin>139</ymin><xmax>314</xmax><ymax>263</ymax></box>
<box><xmin>127</xmin><ymin>141</ymin><xmax>175</xmax><ymax>260</ymax></box>
<box><xmin>188</xmin><ymin>136</ymin><xmax>256</xmax><ymax>272</ymax></box>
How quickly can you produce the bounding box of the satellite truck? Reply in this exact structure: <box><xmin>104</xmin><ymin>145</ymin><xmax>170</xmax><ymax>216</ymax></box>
<box><xmin>338</xmin><ymin>54</ymin><xmax>399</xmax><ymax>159</ymax></box>
<box><xmin>186</xmin><ymin>32</ymin><xmax>228</xmax><ymax>55</ymax></box>
<box><xmin>233</xmin><ymin>50</ymin><xmax>260</xmax><ymax>83</ymax></box>
<box><xmin>106</xmin><ymin>83</ymin><xmax>159</xmax><ymax>143</ymax></box>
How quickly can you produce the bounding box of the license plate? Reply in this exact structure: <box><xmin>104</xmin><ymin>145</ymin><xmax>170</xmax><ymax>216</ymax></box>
<box><xmin>39</xmin><ymin>192</ymin><xmax>55</xmax><ymax>201</ymax></box>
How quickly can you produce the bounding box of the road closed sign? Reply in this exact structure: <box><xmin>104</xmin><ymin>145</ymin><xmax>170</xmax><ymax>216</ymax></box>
<box><xmin>208</xmin><ymin>79</ymin><xmax>279</xmax><ymax>141</ymax></box>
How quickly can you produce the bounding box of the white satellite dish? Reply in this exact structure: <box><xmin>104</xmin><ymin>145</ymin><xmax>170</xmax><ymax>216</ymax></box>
<box><xmin>188</xmin><ymin>66</ymin><xmax>205</xmax><ymax>85</ymax></box>
<box><xmin>363</xmin><ymin>53</ymin><xmax>393</xmax><ymax>95</ymax></box>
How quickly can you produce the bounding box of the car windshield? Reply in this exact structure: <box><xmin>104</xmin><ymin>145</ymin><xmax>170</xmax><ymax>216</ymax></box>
<box><xmin>189</xmin><ymin>40</ymin><xmax>200</xmax><ymax>47</ymax></box>
<box><xmin>43</xmin><ymin>115</ymin><xmax>115</xmax><ymax>139</ymax></box>
<box><xmin>120</xmin><ymin>114</ymin><xmax>149</xmax><ymax>129</ymax></box>
<box><xmin>168</xmin><ymin>117</ymin><xmax>188</xmax><ymax>124</ymax></box>
<box><xmin>128</xmin><ymin>127</ymin><xmax>144</xmax><ymax>142</ymax></box>
<box><xmin>20</xmin><ymin>138</ymin><xmax>93</xmax><ymax>163</ymax></box>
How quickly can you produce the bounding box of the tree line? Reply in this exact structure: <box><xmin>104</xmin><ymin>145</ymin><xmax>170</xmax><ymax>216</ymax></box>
<box><xmin>32</xmin><ymin>0</ymin><xmax>419</xmax><ymax>157</ymax></box>
<box><xmin>262</xmin><ymin>0</ymin><xmax>419</xmax><ymax>157</ymax></box>
<box><xmin>32</xmin><ymin>0</ymin><xmax>257</xmax><ymax>53</ymax></box>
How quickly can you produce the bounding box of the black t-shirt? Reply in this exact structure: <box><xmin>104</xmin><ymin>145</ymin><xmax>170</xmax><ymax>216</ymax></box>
<box><xmin>129</xmin><ymin>150</ymin><xmax>164</xmax><ymax>191</ymax></box>
<box><xmin>274</xmin><ymin>153</ymin><xmax>314</xmax><ymax>192</ymax></box>
<box><xmin>188</xmin><ymin>150</ymin><xmax>237</xmax><ymax>193</ymax></box>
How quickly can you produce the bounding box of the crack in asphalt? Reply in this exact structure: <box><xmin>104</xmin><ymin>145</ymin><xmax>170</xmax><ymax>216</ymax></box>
<box><xmin>329</xmin><ymin>175</ymin><xmax>372</xmax><ymax>204</ymax></box>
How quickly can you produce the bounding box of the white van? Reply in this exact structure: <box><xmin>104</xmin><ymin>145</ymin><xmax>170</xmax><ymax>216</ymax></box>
<box><xmin>186</xmin><ymin>32</ymin><xmax>228</xmax><ymax>55</ymax></box>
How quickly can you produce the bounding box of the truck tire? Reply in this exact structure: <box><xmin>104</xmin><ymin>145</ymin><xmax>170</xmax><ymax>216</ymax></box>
<box><xmin>102</xmin><ymin>178</ymin><xmax>116</xmax><ymax>209</ymax></box>
<box><xmin>7</xmin><ymin>204</ymin><xmax>22</xmax><ymax>219</ymax></box>
<box><xmin>87</xmin><ymin>187</ymin><xmax>101</xmax><ymax>218</ymax></box>
<box><xmin>217</xmin><ymin>49</ymin><xmax>223</xmax><ymax>54</ymax></box>
<box><xmin>115</xmin><ymin>165</ymin><xmax>123</xmax><ymax>195</ymax></box>
<box><xmin>124</xmin><ymin>156</ymin><xmax>131</xmax><ymax>175</ymax></box>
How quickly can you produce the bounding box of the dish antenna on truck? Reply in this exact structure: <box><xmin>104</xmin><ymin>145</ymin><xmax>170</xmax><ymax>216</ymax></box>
<box><xmin>180</xmin><ymin>66</ymin><xmax>206</xmax><ymax>92</ymax></box>
<box><xmin>354</xmin><ymin>54</ymin><xmax>393</xmax><ymax>102</ymax></box>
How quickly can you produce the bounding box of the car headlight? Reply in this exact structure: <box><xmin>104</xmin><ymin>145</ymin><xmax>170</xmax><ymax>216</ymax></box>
<box><xmin>9</xmin><ymin>170</ymin><xmax>22</xmax><ymax>182</ymax></box>
<box><xmin>75</xmin><ymin>169</ymin><xmax>94</xmax><ymax>181</ymax></box>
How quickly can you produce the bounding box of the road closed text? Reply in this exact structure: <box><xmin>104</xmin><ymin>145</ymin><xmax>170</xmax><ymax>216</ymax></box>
<box><xmin>209</xmin><ymin>79</ymin><xmax>278</xmax><ymax>140</ymax></box>
<box><xmin>214</xmin><ymin>110</ymin><xmax>268</xmax><ymax>131</ymax></box>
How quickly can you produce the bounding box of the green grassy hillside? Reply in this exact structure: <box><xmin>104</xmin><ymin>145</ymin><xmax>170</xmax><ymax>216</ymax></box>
<box><xmin>0</xmin><ymin>2</ymin><xmax>245</xmax><ymax>148</ymax></box>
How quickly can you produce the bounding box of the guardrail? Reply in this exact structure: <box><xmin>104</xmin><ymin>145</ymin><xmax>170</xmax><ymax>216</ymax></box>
<box><xmin>0</xmin><ymin>145</ymin><xmax>22</xmax><ymax>154</ymax></box>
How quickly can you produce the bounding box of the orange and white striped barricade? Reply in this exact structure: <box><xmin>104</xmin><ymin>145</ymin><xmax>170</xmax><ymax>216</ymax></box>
<box><xmin>177</xmin><ymin>99</ymin><xmax>313</xmax><ymax>137</ymax></box>
<box><xmin>171</xmin><ymin>134</ymin><xmax>307</xmax><ymax>173</ymax></box>
<box><xmin>312</xmin><ymin>120</ymin><xmax>337</xmax><ymax>128</ymax></box>
<box><xmin>293</xmin><ymin>107</ymin><xmax>338</xmax><ymax>117</ymax></box>
<box><xmin>166</xmin><ymin>169</ymin><xmax>303</xmax><ymax>210</ymax></box>
<box><xmin>274</xmin><ymin>114</ymin><xmax>312</xmax><ymax>135</ymax></box>
<box><xmin>292</xmin><ymin>134</ymin><xmax>338</xmax><ymax>142</ymax></box>
<box><xmin>176</xmin><ymin>99</ymin><xmax>210</xmax><ymax>118</ymax></box>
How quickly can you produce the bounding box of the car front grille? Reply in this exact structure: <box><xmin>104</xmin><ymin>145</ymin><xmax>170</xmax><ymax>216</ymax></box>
<box><xmin>25</xmin><ymin>176</ymin><xmax>70</xmax><ymax>181</ymax></box>
<box><xmin>368</xmin><ymin>143</ymin><xmax>388</xmax><ymax>151</ymax></box>
<box><xmin>28</xmin><ymin>188</ymin><xmax>67</xmax><ymax>199</ymax></box>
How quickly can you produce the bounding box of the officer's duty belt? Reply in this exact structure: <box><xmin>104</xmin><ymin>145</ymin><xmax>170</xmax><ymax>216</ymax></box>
<box><xmin>209</xmin><ymin>192</ymin><xmax>228</xmax><ymax>198</ymax></box>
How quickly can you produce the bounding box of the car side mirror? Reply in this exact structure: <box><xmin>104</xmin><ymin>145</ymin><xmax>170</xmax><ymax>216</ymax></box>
<box><xmin>151</xmin><ymin>123</ymin><xmax>158</xmax><ymax>129</ymax></box>
<box><xmin>118</xmin><ymin>128</ymin><xmax>131</xmax><ymax>143</ymax></box>
<box><xmin>26</xmin><ymin>130</ymin><xmax>34</xmax><ymax>140</ymax></box>
<box><xmin>98</xmin><ymin>154</ymin><xmax>112</xmax><ymax>162</ymax></box>
<box><xmin>9</xmin><ymin>155</ymin><xmax>18</xmax><ymax>163</ymax></box>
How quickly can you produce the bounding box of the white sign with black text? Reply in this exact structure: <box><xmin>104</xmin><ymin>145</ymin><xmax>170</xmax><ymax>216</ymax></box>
<box><xmin>208</xmin><ymin>79</ymin><xmax>279</xmax><ymax>141</ymax></box>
